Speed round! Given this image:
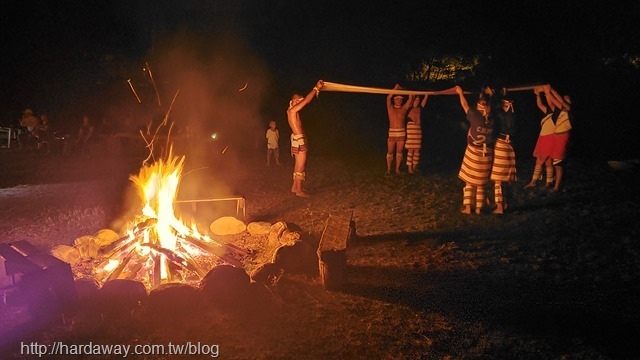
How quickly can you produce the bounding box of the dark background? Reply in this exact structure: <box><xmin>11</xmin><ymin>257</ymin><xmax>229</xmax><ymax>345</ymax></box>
<box><xmin>2</xmin><ymin>0</ymin><xmax>639</xmax><ymax>161</ymax></box>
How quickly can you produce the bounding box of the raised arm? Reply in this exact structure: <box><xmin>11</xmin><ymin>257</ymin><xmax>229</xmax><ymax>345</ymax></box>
<box><xmin>547</xmin><ymin>85</ymin><xmax>571</xmax><ymax>111</ymax></box>
<box><xmin>404</xmin><ymin>93</ymin><xmax>415</xmax><ymax>111</ymax></box>
<box><xmin>542</xmin><ymin>84</ymin><xmax>563</xmax><ymax>110</ymax></box>
<box><xmin>387</xmin><ymin>83</ymin><xmax>400</xmax><ymax>102</ymax></box>
<box><xmin>455</xmin><ymin>85</ymin><xmax>470</xmax><ymax>114</ymax></box>
<box><xmin>420</xmin><ymin>93</ymin><xmax>429</xmax><ymax>108</ymax></box>
<box><xmin>290</xmin><ymin>80</ymin><xmax>325</xmax><ymax>112</ymax></box>
<box><xmin>534</xmin><ymin>86</ymin><xmax>548</xmax><ymax>113</ymax></box>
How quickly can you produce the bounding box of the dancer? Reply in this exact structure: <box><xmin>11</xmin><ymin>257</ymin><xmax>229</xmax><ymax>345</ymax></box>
<box><xmin>385</xmin><ymin>84</ymin><xmax>413</xmax><ymax>174</ymax></box>
<box><xmin>525</xmin><ymin>85</ymin><xmax>571</xmax><ymax>192</ymax></box>
<box><xmin>548</xmin><ymin>86</ymin><xmax>572</xmax><ymax>192</ymax></box>
<box><xmin>405</xmin><ymin>93</ymin><xmax>428</xmax><ymax>174</ymax></box>
<box><xmin>490</xmin><ymin>91</ymin><xmax>517</xmax><ymax>214</ymax></box>
<box><xmin>287</xmin><ymin>80</ymin><xmax>324</xmax><ymax>197</ymax></box>
<box><xmin>454</xmin><ymin>85</ymin><xmax>495</xmax><ymax>214</ymax></box>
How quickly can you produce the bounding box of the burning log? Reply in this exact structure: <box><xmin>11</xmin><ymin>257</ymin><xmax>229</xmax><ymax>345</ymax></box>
<box><xmin>172</xmin><ymin>242</ymin><xmax>207</xmax><ymax>278</ymax></box>
<box><xmin>224</xmin><ymin>242</ymin><xmax>252</xmax><ymax>257</ymax></box>
<box><xmin>152</xmin><ymin>254</ymin><xmax>161</xmax><ymax>289</ymax></box>
<box><xmin>106</xmin><ymin>247</ymin><xmax>136</xmax><ymax>282</ymax></box>
<box><xmin>101</xmin><ymin>218</ymin><xmax>158</xmax><ymax>257</ymax></box>
<box><xmin>180</xmin><ymin>235</ymin><xmax>243</xmax><ymax>268</ymax></box>
<box><xmin>140</xmin><ymin>243</ymin><xmax>202</xmax><ymax>276</ymax></box>
<box><xmin>124</xmin><ymin>262</ymin><xmax>143</xmax><ymax>281</ymax></box>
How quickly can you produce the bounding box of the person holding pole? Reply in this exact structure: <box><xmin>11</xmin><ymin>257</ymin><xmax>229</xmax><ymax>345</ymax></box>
<box><xmin>287</xmin><ymin>80</ymin><xmax>324</xmax><ymax>197</ymax></box>
<box><xmin>525</xmin><ymin>84</ymin><xmax>571</xmax><ymax>192</ymax></box>
<box><xmin>405</xmin><ymin>93</ymin><xmax>428</xmax><ymax>174</ymax></box>
<box><xmin>386</xmin><ymin>84</ymin><xmax>413</xmax><ymax>175</ymax></box>
<box><xmin>490</xmin><ymin>89</ymin><xmax>517</xmax><ymax>214</ymax></box>
<box><xmin>454</xmin><ymin>85</ymin><xmax>495</xmax><ymax>214</ymax></box>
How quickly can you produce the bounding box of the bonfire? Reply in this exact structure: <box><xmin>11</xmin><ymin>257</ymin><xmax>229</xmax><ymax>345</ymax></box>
<box><xmin>93</xmin><ymin>148</ymin><xmax>241</xmax><ymax>290</ymax></box>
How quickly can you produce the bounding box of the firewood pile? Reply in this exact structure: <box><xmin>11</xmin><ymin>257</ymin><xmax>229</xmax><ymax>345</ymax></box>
<box><xmin>46</xmin><ymin>216</ymin><xmax>319</xmax><ymax>317</ymax></box>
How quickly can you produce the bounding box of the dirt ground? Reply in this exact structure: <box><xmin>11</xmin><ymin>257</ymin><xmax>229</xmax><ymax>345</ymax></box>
<box><xmin>1</xmin><ymin>143</ymin><xmax>639</xmax><ymax>359</ymax></box>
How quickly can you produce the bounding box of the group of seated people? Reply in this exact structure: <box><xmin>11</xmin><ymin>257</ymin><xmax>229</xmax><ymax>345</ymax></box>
<box><xmin>17</xmin><ymin>109</ymin><xmax>94</xmax><ymax>154</ymax></box>
<box><xmin>18</xmin><ymin>109</ymin><xmax>50</xmax><ymax>151</ymax></box>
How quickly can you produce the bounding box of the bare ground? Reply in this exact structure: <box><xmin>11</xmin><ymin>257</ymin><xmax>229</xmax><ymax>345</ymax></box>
<box><xmin>1</xmin><ymin>145</ymin><xmax>639</xmax><ymax>359</ymax></box>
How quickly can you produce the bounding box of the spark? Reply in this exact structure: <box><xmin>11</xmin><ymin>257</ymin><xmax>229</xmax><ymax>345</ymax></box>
<box><xmin>127</xmin><ymin>79</ymin><xmax>142</xmax><ymax>103</ymax></box>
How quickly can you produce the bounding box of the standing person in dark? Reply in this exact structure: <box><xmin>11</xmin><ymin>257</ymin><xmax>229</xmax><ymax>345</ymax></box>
<box><xmin>525</xmin><ymin>85</ymin><xmax>571</xmax><ymax>192</ymax></box>
<box><xmin>490</xmin><ymin>91</ymin><xmax>517</xmax><ymax>214</ymax></box>
<box><xmin>287</xmin><ymin>80</ymin><xmax>324</xmax><ymax>197</ymax></box>
<box><xmin>546</xmin><ymin>85</ymin><xmax>572</xmax><ymax>192</ymax></box>
<box><xmin>19</xmin><ymin>109</ymin><xmax>41</xmax><ymax>150</ymax></box>
<box><xmin>405</xmin><ymin>93</ymin><xmax>428</xmax><ymax>174</ymax></box>
<box><xmin>265</xmin><ymin>120</ymin><xmax>282</xmax><ymax>166</ymax></box>
<box><xmin>76</xmin><ymin>115</ymin><xmax>95</xmax><ymax>154</ymax></box>
<box><xmin>385</xmin><ymin>84</ymin><xmax>413</xmax><ymax>175</ymax></box>
<box><xmin>454</xmin><ymin>85</ymin><xmax>495</xmax><ymax>214</ymax></box>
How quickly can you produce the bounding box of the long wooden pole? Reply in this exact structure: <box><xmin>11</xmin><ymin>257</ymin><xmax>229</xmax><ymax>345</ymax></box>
<box><xmin>321</xmin><ymin>82</ymin><xmax>470</xmax><ymax>95</ymax></box>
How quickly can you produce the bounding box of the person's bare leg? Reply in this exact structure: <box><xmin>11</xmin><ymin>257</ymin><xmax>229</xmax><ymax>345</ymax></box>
<box><xmin>292</xmin><ymin>176</ymin><xmax>308</xmax><ymax>197</ymax></box>
<box><xmin>294</xmin><ymin>151</ymin><xmax>310</xmax><ymax>197</ymax></box>
<box><xmin>407</xmin><ymin>150</ymin><xmax>414</xmax><ymax>174</ymax></box>
<box><xmin>525</xmin><ymin>158</ymin><xmax>545</xmax><ymax>188</ymax></box>
<box><xmin>291</xmin><ymin>154</ymin><xmax>298</xmax><ymax>193</ymax></box>
<box><xmin>296</xmin><ymin>181</ymin><xmax>310</xmax><ymax>197</ymax></box>
<box><xmin>395</xmin><ymin>141</ymin><xmax>405</xmax><ymax>174</ymax></box>
<box><xmin>412</xmin><ymin>151</ymin><xmax>420</xmax><ymax>173</ymax></box>
<box><xmin>553</xmin><ymin>164</ymin><xmax>563</xmax><ymax>192</ymax></box>
<box><xmin>543</xmin><ymin>158</ymin><xmax>554</xmax><ymax>188</ymax></box>
<box><xmin>386</xmin><ymin>140</ymin><xmax>394</xmax><ymax>174</ymax></box>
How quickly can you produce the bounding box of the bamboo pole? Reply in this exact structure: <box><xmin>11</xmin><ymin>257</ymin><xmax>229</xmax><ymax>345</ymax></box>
<box><xmin>321</xmin><ymin>82</ymin><xmax>470</xmax><ymax>95</ymax></box>
<box><xmin>505</xmin><ymin>85</ymin><xmax>542</xmax><ymax>92</ymax></box>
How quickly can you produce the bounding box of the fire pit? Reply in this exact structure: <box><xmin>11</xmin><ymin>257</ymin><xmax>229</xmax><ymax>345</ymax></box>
<box><xmin>65</xmin><ymin>151</ymin><xmax>253</xmax><ymax>291</ymax></box>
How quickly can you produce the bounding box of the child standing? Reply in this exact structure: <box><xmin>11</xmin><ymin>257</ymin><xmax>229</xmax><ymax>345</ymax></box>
<box><xmin>266</xmin><ymin>120</ymin><xmax>281</xmax><ymax>165</ymax></box>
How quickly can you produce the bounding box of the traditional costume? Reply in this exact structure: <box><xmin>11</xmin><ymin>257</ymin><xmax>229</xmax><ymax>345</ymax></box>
<box><xmin>490</xmin><ymin>101</ymin><xmax>517</xmax><ymax>212</ymax></box>
<box><xmin>405</xmin><ymin>121</ymin><xmax>422</xmax><ymax>169</ymax></box>
<box><xmin>459</xmin><ymin>105</ymin><xmax>494</xmax><ymax>213</ymax></box>
<box><xmin>290</xmin><ymin>133</ymin><xmax>307</xmax><ymax>155</ymax></box>
<box><xmin>387</xmin><ymin>128</ymin><xmax>406</xmax><ymax>142</ymax></box>
<box><xmin>550</xmin><ymin>109</ymin><xmax>571</xmax><ymax>163</ymax></box>
<box><xmin>530</xmin><ymin>108</ymin><xmax>561</xmax><ymax>185</ymax></box>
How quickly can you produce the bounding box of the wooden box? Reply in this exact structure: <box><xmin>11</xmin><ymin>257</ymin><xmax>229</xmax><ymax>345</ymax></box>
<box><xmin>317</xmin><ymin>211</ymin><xmax>354</xmax><ymax>290</ymax></box>
<box><xmin>0</xmin><ymin>241</ymin><xmax>77</xmax><ymax>311</ymax></box>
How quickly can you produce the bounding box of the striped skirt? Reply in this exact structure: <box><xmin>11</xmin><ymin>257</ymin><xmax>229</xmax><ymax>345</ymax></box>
<box><xmin>490</xmin><ymin>138</ymin><xmax>517</xmax><ymax>182</ymax></box>
<box><xmin>458</xmin><ymin>144</ymin><xmax>493</xmax><ymax>186</ymax></box>
<box><xmin>405</xmin><ymin>122</ymin><xmax>422</xmax><ymax>149</ymax></box>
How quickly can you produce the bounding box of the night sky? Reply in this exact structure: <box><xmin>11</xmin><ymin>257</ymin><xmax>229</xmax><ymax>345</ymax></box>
<box><xmin>2</xmin><ymin>1</ymin><xmax>639</xmax><ymax>158</ymax></box>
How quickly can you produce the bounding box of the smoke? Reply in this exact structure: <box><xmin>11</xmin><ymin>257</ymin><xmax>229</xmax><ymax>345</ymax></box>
<box><xmin>114</xmin><ymin>30</ymin><xmax>274</xmax><ymax>225</ymax></box>
<box><xmin>151</xmin><ymin>30</ymin><xmax>270</xmax><ymax>147</ymax></box>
